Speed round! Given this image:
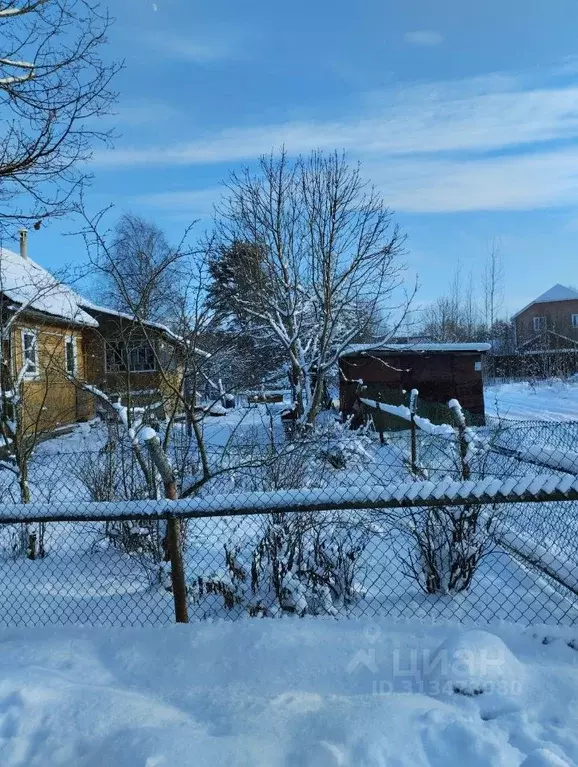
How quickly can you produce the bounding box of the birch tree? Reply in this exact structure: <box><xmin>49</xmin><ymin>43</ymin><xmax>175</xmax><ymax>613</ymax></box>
<box><xmin>0</xmin><ymin>0</ymin><xmax>119</xmax><ymax>231</ymax></box>
<box><xmin>483</xmin><ymin>240</ymin><xmax>505</xmax><ymax>333</ymax></box>
<box><xmin>210</xmin><ymin>149</ymin><xmax>409</xmax><ymax>427</ymax></box>
<box><xmin>96</xmin><ymin>213</ymin><xmax>183</xmax><ymax>324</ymax></box>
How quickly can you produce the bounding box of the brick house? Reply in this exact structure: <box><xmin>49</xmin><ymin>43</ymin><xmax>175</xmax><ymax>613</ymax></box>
<box><xmin>512</xmin><ymin>284</ymin><xmax>578</xmax><ymax>353</ymax></box>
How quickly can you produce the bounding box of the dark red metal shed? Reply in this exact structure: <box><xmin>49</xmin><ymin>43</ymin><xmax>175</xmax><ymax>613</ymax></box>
<box><xmin>339</xmin><ymin>342</ymin><xmax>491</xmax><ymax>425</ymax></box>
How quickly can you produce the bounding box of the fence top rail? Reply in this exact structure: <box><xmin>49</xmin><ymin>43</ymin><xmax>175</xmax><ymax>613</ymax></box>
<box><xmin>2</xmin><ymin>473</ymin><xmax>578</xmax><ymax>523</ymax></box>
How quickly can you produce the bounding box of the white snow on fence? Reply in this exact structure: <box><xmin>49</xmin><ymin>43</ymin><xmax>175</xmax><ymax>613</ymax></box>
<box><xmin>3</xmin><ymin>473</ymin><xmax>578</xmax><ymax>522</ymax></box>
<box><xmin>360</xmin><ymin>397</ymin><xmax>456</xmax><ymax>438</ymax></box>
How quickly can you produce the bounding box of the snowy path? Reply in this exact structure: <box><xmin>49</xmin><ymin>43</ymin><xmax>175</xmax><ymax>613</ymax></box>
<box><xmin>485</xmin><ymin>380</ymin><xmax>578</xmax><ymax>421</ymax></box>
<box><xmin>0</xmin><ymin>620</ymin><xmax>576</xmax><ymax>766</ymax></box>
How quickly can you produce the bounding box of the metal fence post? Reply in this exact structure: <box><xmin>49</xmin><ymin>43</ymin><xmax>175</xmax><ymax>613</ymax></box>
<box><xmin>145</xmin><ymin>434</ymin><xmax>189</xmax><ymax>623</ymax></box>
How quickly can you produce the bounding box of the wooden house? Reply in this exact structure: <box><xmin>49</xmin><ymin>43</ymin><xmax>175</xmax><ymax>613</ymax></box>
<box><xmin>0</xmin><ymin>232</ymin><xmax>195</xmax><ymax>437</ymax></box>
<box><xmin>78</xmin><ymin>300</ymin><xmax>187</xmax><ymax>414</ymax></box>
<box><xmin>339</xmin><ymin>342</ymin><xmax>491</xmax><ymax>427</ymax></box>
<box><xmin>487</xmin><ymin>285</ymin><xmax>578</xmax><ymax>380</ymax></box>
<box><xmin>512</xmin><ymin>284</ymin><xmax>578</xmax><ymax>351</ymax></box>
<box><xmin>1</xmin><ymin>237</ymin><xmax>98</xmax><ymax>434</ymax></box>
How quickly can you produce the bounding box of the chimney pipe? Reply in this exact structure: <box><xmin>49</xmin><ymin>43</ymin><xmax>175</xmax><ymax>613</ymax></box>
<box><xmin>19</xmin><ymin>229</ymin><xmax>28</xmax><ymax>260</ymax></box>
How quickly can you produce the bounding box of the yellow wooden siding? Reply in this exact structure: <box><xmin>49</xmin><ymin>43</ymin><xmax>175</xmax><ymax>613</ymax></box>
<box><xmin>12</xmin><ymin>321</ymin><xmax>94</xmax><ymax>434</ymax></box>
<box><xmin>82</xmin><ymin>327</ymin><xmax>184</xmax><ymax>415</ymax></box>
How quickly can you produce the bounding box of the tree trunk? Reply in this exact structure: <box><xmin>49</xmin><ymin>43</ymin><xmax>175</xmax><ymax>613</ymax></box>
<box><xmin>144</xmin><ymin>435</ymin><xmax>189</xmax><ymax>623</ymax></box>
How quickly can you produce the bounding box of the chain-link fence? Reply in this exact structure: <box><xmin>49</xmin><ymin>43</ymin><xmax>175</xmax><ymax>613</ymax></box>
<box><xmin>1</xmin><ymin>496</ymin><xmax>575</xmax><ymax>628</ymax></box>
<box><xmin>0</xmin><ymin>414</ymin><xmax>576</xmax><ymax>628</ymax></box>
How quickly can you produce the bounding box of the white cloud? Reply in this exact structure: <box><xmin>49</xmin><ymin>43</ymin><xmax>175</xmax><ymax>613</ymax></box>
<box><xmin>94</xmin><ymin>79</ymin><xmax>578</xmax><ymax>166</ymax></box>
<box><xmin>134</xmin><ymin>188</ymin><xmax>221</xmax><ymax>216</ymax></box>
<box><xmin>92</xmin><ymin>65</ymin><xmax>578</xmax><ymax>214</ymax></box>
<box><xmin>113</xmin><ymin>101</ymin><xmax>180</xmax><ymax>126</ymax></box>
<box><xmin>371</xmin><ymin>148</ymin><xmax>578</xmax><ymax>213</ymax></box>
<box><xmin>158</xmin><ymin>35</ymin><xmax>231</xmax><ymax>63</ymax></box>
<box><xmin>404</xmin><ymin>30</ymin><xmax>444</xmax><ymax>47</ymax></box>
<box><xmin>130</xmin><ymin>148</ymin><xmax>578</xmax><ymax>216</ymax></box>
<box><xmin>138</xmin><ymin>30</ymin><xmax>235</xmax><ymax>63</ymax></box>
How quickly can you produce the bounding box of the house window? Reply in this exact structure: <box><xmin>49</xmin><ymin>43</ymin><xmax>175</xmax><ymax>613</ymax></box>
<box><xmin>65</xmin><ymin>337</ymin><xmax>76</xmax><ymax>376</ymax></box>
<box><xmin>572</xmin><ymin>314</ymin><xmax>578</xmax><ymax>328</ymax></box>
<box><xmin>105</xmin><ymin>341</ymin><xmax>156</xmax><ymax>373</ymax></box>
<box><xmin>21</xmin><ymin>330</ymin><xmax>38</xmax><ymax>376</ymax></box>
<box><xmin>129</xmin><ymin>344</ymin><xmax>156</xmax><ymax>372</ymax></box>
<box><xmin>105</xmin><ymin>342</ymin><xmax>126</xmax><ymax>372</ymax></box>
<box><xmin>533</xmin><ymin>316</ymin><xmax>546</xmax><ymax>332</ymax></box>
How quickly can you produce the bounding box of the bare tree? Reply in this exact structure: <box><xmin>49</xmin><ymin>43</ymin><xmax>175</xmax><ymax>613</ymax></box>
<box><xmin>422</xmin><ymin>265</ymin><xmax>485</xmax><ymax>343</ymax></box>
<box><xmin>76</xmin><ymin>206</ymin><xmax>276</xmax><ymax>499</ymax></box>
<box><xmin>0</xmin><ymin>0</ymin><xmax>119</xmax><ymax>231</ymax></box>
<box><xmin>483</xmin><ymin>240</ymin><xmax>505</xmax><ymax>334</ymax></box>
<box><xmin>96</xmin><ymin>213</ymin><xmax>183</xmax><ymax>324</ymax></box>
<box><xmin>210</xmin><ymin>149</ymin><xmax>410</xmax><ymax>427</ymax></box>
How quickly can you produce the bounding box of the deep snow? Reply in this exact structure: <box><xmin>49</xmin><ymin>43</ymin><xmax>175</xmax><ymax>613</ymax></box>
<box><xmin>0</xmin><ymin>620</ymin><xmax>576</xmax><ymax>766</ymax></box>
<box><xmin>486</xmin><ymin>380</ymin><xmax>578</xmax><ymax>422</ymax></box>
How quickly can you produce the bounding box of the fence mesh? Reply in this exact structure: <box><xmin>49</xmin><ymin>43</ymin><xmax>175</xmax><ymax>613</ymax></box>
<box><xmin>0</xmin><ymin>415</ymin><xmax>576</xmax><ymax>628</ymax></box>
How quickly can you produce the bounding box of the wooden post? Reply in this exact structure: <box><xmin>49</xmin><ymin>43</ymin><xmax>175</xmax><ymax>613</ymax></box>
<box><xmin>409</xmin><ymin>389</ymin><xmax>419</xmax><ymax>476</ymax></box>
<box><xmin>145</xmin><ymin>434</ymin><xmax>189</xmax><ymax>623</ymax></box>
<box><xmin>448</xmin><ymin>399</ymin><xmax>471</xmax><ymax>481</ymax></box>
<box><xmin>165</xmin><ymin>516</ymin><xmax>189</xmax><ymax>623</ymax></box>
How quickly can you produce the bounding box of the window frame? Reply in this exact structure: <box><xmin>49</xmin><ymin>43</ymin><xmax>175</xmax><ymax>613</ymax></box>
<box><xmin>571</xmin><ymin>314</ymin><xmax>578</xmax><ymax>329</ymax></box>
<box><xmin>105</xmin><ymin>340</ymin><xmax>157</xmax><ymax>374</ymax></box>
<box><xmin>533</xmin><ymin>316</ymin><xmax>546</xmax><ymax>332</ymax></box>
<box><xmin>21</xmin><ymin>328</ymin><xmax>39</xmax><ymax>379</ymax></box>
<box><xmin>65</xmin><ymin>336</ymin><xmax>77</xmax><ymax>377</ymax></box>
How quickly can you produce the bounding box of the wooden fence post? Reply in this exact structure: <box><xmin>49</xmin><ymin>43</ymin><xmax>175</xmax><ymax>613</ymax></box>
<box><xmin>448</xmin><ymin>399</ymin><xmax>471</xmax><ymax>481</ymax></box>
<box><xmin>144</xmin><ymin>433</ymin><xmax>189</xmax><ymax>623</ymax></box>
<box><xmin>409</xmin><ymin>389</ymin><xmax>419</xmax><ymax>476</ymax></box>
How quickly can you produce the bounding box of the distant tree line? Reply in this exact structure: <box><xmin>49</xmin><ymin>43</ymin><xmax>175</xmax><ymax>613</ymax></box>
<box><xmin>419</xmin><ymin>242</ymin><xmax>515</xmax><ymax>354</ymax></box>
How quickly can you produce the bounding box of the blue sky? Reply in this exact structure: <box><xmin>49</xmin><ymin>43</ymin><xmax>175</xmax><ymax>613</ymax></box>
<box><xmin>16</xmin><ymin>0</ymin><xmax>578</xmax><ymax>317</ymax></box>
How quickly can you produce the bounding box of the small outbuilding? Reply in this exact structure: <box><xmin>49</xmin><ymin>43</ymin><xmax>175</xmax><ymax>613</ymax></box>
<box><xmin>339</xmin><ymin>342</ymin><xmax>491</xmax><ymax>426</ymax></box>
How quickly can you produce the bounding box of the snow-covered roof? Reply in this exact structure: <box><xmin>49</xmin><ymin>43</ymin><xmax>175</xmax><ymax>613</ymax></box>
<box><xmin>0</xmin><ymin>248</ymin><xmax>212</xmax><ymax>356</ymax></box>
<box><xmin>77</xmin><ymin>298</ymin><xmax>184</xmax><ymax>344</ymax></box>
<box><xmin>0</xmin><ymin>248</ymin><xmax>98</xmax><ymax>327</ymax></box>
<box><xmin>341</xmin><ymin>342</ymin><xmax>491</xmax><ymax>357</ymax></box>
<box><xmin>512</xmin><ymin>284</ymin><xmax>578</xmax><ymax>320</ymax></box>
<box><xmin>78</xmin><ymin>299</ymin><xmax>211</xmax><ymax>357</ymax></box>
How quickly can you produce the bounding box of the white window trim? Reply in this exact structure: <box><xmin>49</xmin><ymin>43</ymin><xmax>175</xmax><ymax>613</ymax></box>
<box><xmin>21</xmin><ymin>328</ymin><xmax>39</xmax><ymax>379</ymax></box>
<box><xmin>533</xmin><ymin>316</ymin><xmax>546</xmax><ymax>332</ymax></box>
<box><xmin>65</xmin><ymin>335</ymin><xmax>78</xmax><ymax>377</ymax></box>
<box><xmin>104</xmin><ymin>341</ymin><xmax>157</xmax><ymax>374</ymax></box>
<box><xmin>571</xmin><ymin>314</ymin><xmax>578</xmax><ymax>328</ymax></box>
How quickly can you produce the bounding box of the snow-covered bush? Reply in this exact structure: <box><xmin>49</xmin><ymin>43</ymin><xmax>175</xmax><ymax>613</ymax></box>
<box><xmin>192</xmin><ymin>512</ymin><xmax>369</xmax><ymax>617</ymax></box>
<box><xmin>404</xmin><ymin>504</ymin><xmax>496</xmax><ymax>595</ymax></box>
<box><xmin>74</xmin><ymin>426</ymin><xmax>168</xmax><ymax>584</ymax></box>
<box><xmin>316</xmin><ymin>418</ymin><xmax>373</xmax><ymax>472</ymax></box>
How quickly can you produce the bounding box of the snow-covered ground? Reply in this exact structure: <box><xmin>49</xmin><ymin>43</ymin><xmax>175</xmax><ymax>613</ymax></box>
<box><xmin>0</xmin><ymin>405</ymin><xmax>574</xmax><ymax>628</ymax></box>
<box><xmin>486</xmin><ymin>379</ymin><xmax>578</xmax><ymax>421</ymax></box>
<box><xmin>0</xmin><ymin>400</ymin><xmax>576</xmax><ymax>764</ymax></box>
<box><xmin>0</xmin><ymin>619</ymin><xmax>576</xmax><ymax>766</ymax></box>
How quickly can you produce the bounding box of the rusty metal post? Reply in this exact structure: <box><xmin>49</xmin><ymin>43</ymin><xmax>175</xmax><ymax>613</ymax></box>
<box><xmin>145</xmin><ymin>434</ymin><xmax>189</xmax><ymax>623</ymax></box>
